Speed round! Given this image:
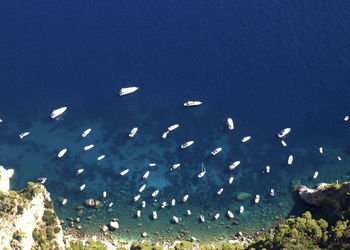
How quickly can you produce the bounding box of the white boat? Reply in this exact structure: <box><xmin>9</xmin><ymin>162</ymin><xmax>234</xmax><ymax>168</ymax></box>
<box><xmin>266</xmin><ymin>166</ymin><xmax>270</xmax><ymax>174</ymax></box>
<box><xmin>82</xmin><ymin>128</ymin><xmax>92</xmax><ymax>138</ymax></box>
<box><xmin>109</xmin><ymin>202</ymin><xmax>114</xmax><ymax>207</ymax></box>
<box><xmin>137</xmin><ymin>210</ymin><xmax>141</xmax><ymax>218</ymax></box>
<box><xmin>152</xmin><ymin>190</ymin><xmax>159</xmax><ymax>197</ymax></box>
<box><xmin>120</xmin><ymin>169</ymin><xmax>129</xmax><ymax>176</ymax></box>
<box><xmin>319</xmin><ymin>147</ymin><xmax>323</xmax><ymax>154</ymax></box>
<box><xmin>345</xmin><ymin>115</ymin><xmax>349</xmax><ymax>121</ymax></box>
<box><xmin>211</xmin><ymin>147</ymin><xmax>222</xmax><ymax>155</ymax></box>
<box><xmin>337</xmin><ymin>156</ymin><xmax>342</xmax><ymax>161</ymax></box>
<box><xmin>153</xmin><ymin>211</ymin><xmax>157</xmax><ymax>220</ymax></box>
<box><xmin>162</xmin><ymin>131</ymin><xmax>169</xmax><ymax>139</ymax></box>
<box><xmin>281</xmin><ymin>140</ymin><xmax>287</xmax><ymax>147</ymax></box>
<box><xmin>239</xmin><ymin>206</ymin><xmax>244</xmax><ymax>213</ymax></box>
<box><xmin>241</xmin><ymin>136</ymin><xmax>251</xmax><ymax>143</ymax></box>
<box><xmin>168</xmin><ymin>124</ymin><xmax>179</xmax><ymax>131</ymax></box>
<box><xmin>57</xmin><ymin>148</ymin><xmax>67</xmax><ymax>158</ymax></box>
<box><xmin>139</xmin><ymin>184</ymin><xmax>147</xmax><ymax>193</ymax></box>
<box><xmin>255</xmin><ymin>195</ymin><xmax>260</xmax><ymax>204</ymax></box>
<box><xmin>37</xmin><ymin>177</ymin><xmax>47</xmax><ymax>184</ymax></box>
<box><xmin>0</xmin><ymin>119</ymin><xmax>2</xmax><ymax>123</ymax></box>
<box><xmin>187</xmin><ymin>210</ymin><xmax>192</xmax><ymax>216</ymax></box>
<box><xmin>119</xmin><ymin>86</ymin><xmax>139</xmax><ymax>96</ymax></box>
<box><xmin>217</xmin><ymin>188</ymin><xmax>223</xmax><ymax>195</ymax></box>
<box><xmin>181</xmin><ymin>140</ymin><xmax>194</xmax><ymax>149</ymax></box>
<box><xmin>199</xmin><ymin>215</ymin><xmax>205</xmax><ymax>222</ymax></box>
<box><xmin>214</xmin><ymin>213</ymin><xmax>220</xmax><ymax>220</ymax></box>
<box><xmin>173</xmin><ymin>216</ymin><xmax>179</xmax><ymax>224</ymax></box>
<box><xmin>97</xmin><ymin>155</ymin><xmax>105</xmax><ymax>161</ymax></box>
<box><xmin>313</xmin><ymin>171</ymin><xmax>319</xmax><ymax>179</ymax></box>
<box><xmin>19</xmin><ymin>132</ymin><xmax>30</xmax><ymax>139</ymax></box>
<box><xmin>80</xmin><ymin>184</ymin><xmax>86</xmax><ymax>191</ymax></box>
<box><xmin>227</xmin><ymin>210</ymin><xmax>234</xmax><ymax>219</ymax></box>
<box><xmin>84</xmin><ymin>144</ymin><xmax>94</xmax><ymax>151</ymax></box>
<box><xmin>149</xmin><ymin>163</ymin><xmax>157</xmax><ymax>167</ymax></box>
<box><xmin>134</xmin><ymin>195</ymin><xmax>141</xmax><ymax>202</ymax></box>
<box><xmin>129</xmin><ymin>127</ymin><xmax>138</xmax><ymax>138</ymax></box>
<box><xmin>184</xmin><ymin>101</ymin><xmax>202</xmax><ymax>107</ymax></box>
<box><xmin>103</xmin><ymin>191</ymin><xmax>107</xmax><ymax>198</ymax></box>
<box><xmin>62</xmin><ymin>199</ymin><xmax>67</xmax><ymax>205</ymax></box>
<box><xmin>50</xmin><ymin>107</ymin><xmax>67</xmax><ymax>119</ymax></box>
<box><xmin>270</xmin><ymin>189</ymin><xmax>275</xmax><ymax>196</ymax></box>
<box><xmin>288</xmin><ymin>155</ymin><xmax>293</xmax><ymax>165</ymax></box>
<box><xmin>228</xmin><ymin>177</ymin><xmax>234</xmax><ymax>184</ymax></box>
<box><xmin>161</xmin><ymin>201</ymin><xmax>167</xmax><ymax>208</ymax></box>
<box><xmin>141</xmin><ymin>201</ymin><xmax>146</xmax><ymax>208</ymax></box>
<box><xmin>198</xmin><ymin>162</ymin><xmax>206</xmax><ymax>178</ymax></box>
<box><xmin>227</xmin><ymin>118</ymin><xmax>234</xmax><ymax>130</ymax></box>
<box><xmin>76</xmin><ymin>169</ymin><xmax>84</xmax><ymax>175</ymax></box>
<box><xmin>143</xmin><ymin>171</ymin><xmax>150</xmax><ymax>179</ymax></box>
<box><xmin>171</xmin><ymin>163</ymin><xmax>181</xmax><ymax>170</ymax></box>
<box><xmin>171</xmin><ymin>199</ymin><xmax>176</xmax><ymax>206</ymax></box>
<box><xmin>183</xmin><ymin>194</ymin><xmax>189</xmax><ymax>202</ymax></box>
<box><xmin>278</xmin><ymin>128</ymin><xmax>291</xmax><ymax>138</ymax></box>
<box><xmin>228</xmin><ymin>161</ymin><xmax>241</xmax><ymax>170</ymax></box>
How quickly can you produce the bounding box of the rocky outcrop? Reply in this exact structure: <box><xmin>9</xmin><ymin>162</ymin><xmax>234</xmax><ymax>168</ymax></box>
<box><xmin>297</xmin><ymin>182</ymin><xmax>350</xmax><ymax>219</ymax></box>
<box><xmin>0</xmin><ymin>167</ymin><xmax>65</xmax><ymax>249</ymax></box>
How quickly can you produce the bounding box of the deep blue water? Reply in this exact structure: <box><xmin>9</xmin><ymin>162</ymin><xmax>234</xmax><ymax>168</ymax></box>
<box><xmin>1</xmin><ymin>0</ymin><xmax>350</xmax><ymax>244</ymax></box>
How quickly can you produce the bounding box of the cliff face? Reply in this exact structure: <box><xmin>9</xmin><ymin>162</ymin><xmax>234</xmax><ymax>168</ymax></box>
<box><xmin>0</xmin><ymin>166</ymin><xmax>65</xmax><ymax>249</ymax></box>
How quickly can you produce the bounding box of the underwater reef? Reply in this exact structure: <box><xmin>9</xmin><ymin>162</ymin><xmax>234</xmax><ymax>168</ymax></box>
<box><xmin>2</xmin><ymin>165</ymin><xmax>350</xmax><ymax>249</ymax></box>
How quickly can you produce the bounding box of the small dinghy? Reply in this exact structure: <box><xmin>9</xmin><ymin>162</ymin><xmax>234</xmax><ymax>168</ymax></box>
<box><xmin>141</xmin><ymin>201</ymin><xmax>146</xmax><ymax>208</ymax></box>
<box><xmin>214</xmin><ymin>213</ymin><xmax>220</xmax><ymax>220</ymax></box>
<box><xmin>149</xmin><ymin>163</ymin><xmax>157</xmax><ymax>167</ymax></box>
<box><xmin>134</xmin><ymin>195</ymin><xmax>141</xmax><ymax>202</ymax></box>
<box><xmin>97</xmin><ymin>155</ymin><xmax>105</xmax><ymax>161</ymax></box>
<box><xmin>181</xmin><ymin>140</ymin><xmax>194</xmax><ymax>149</ymax></box>
<box><xmin>228</xmin><ymin>177</ymin><xmax>234</xmax><ymax>184</ymax></box>
<box><xmin>62</xmin><ymin>199</ymin><xmax>67</xmax><ymax>205</ymax></box>
<box><xmin>80</xmin><ymin>184</ymin><xmax>86</xmax><ymax>191</ymax></box>
<box><xmin>227</xmin><ymin>210</ymin><xmax>234</xmax><ymax>219</ymax></box>
<box><xmin>313</xmin><ymin>171</ymin><xmax>319</xmax><ymax>179</ymax></box>
<box><xmin>337</xmin><ymin>156</ymin><xmax>342</xmax><ymax>161</ymax></box>
<box><xmin>171</xmin><ymin>199</ymin><xmax>176</xmax><ymax>206</ymax></box>
<box><xmin>143</xmin><ymin>171</ymin><xmax>150</xmax><ymax>179</ymax></box>
<box><xmin>139</xmin><ymin>184</ymin><xmax>146</xmax><ymax>193</ymax></box>
<box><xmin>51</xmin><ymin>107</ymin><xmax>67</xmax><ymax>119</ymax></box>
<box><xmin>137</xmin><ymin>210</ymin><xmax>141</xmax><ymax>218</ymax></box>
<box><xmin>171</xmin><ymin>163</ymin><xmax>181</xmax><ymax>171</ymax></box>
<box><xmin>162</xmin><ymin>131</ymin><xmax>169</xmax><ymax>139</ymax></box>
<box><xmin>344</xmin><ymin>115</ymin><xmax>349</xmax><ymax>121</ymax></box>
<box><xmin>153</xmin><ymin>211</ymin><xmax>157</xmax><ymax>220</ymax></box>
<box><xmin>37</xmin><ymin>177</ymin><xmax>47</xmax><ymax>184</ymax></box>
<box><xmin>255</xmin><ymin>195</ymin><xmax>260</xmax><ymax>204</ymax></box>
<box><xmin>239</xmin><ymin>206</ymin><xmax>244</xmax><ymax>213</ymax></box>
<box><xmin>173</xmin><ymin>216</ymin><xmax>179</xmax><ymax>224</ymax></box>
<box><xmin>82</xmin><ymin>128</ymin><xmax>92</xmax><ymax>138</ymax></box>
<box><xmin>152</xmin><ymin>190</ymin><xmax>159</xmax><ymax>197</ymax></box>
<box><xmin>129</xmin><ymin>127</ymin><xmax>138</xmax><ymax>138</ymax></box>
<box><xmin>266</xmin><ymin>166</ymin><xmax>270</xmax><ymax>174</ymax></box>
<box><xmin>187</xmin><ymin>210</ymin><xmax>192</xmax><ymax>216</ymax></box>
<box><xmin>183</xmin><ymin>194</ymin><xmax>189</xmax><ymax>202</ymax></box>
<box><xmin>227</xmin><ymin>118</ymin><xmax>234</xmax><ymax>130</ymax></box>
<box><xmin>199</xmin><ymin>215</ymin><xmax>205</xmax><ymax>222</ymax></box>
<box><xmin>217</xmin><ymin>188</ymin><xmax>223</xmax><ymax>195</ymax></box>
<box><xmin>76</xmin><ymin>169</ymin><xmax>84</xmax><ymax>175</ymax></box>
<box><xmin>184</xmin><ymin>101</ymin><xmax>202</xmax><ymax>107</ymax></box>
<box><xmin>120</xmin><ymin>86</ymin><xmax>139</xmax><ymax>96</ymax></box>
<box><xmin>319</xmin><ymin>147</ymin><xmax>323</xmax><ymax>154</ymax></box>
<box><xmin>198</xmin><ymin>162</ymin><xmax>206</xmax><ymax>178</ymax></box>
<box><xmin>288</xmin><ymin>155</ymin><xmax>293</xmax><ymax>165</ymax></box>
<box><xmin>19</xmin><ymin>132</ymin><xmax>30</xmax><ymax>139</ymax></box>
<box><xmin>120</xmin><ymin>169</ymin><xmax>129</xmax><ymax>176</ymax></box>
<box><xmin>161</xmin><ymin>201</ymin><xmax>167</xmax><ymax>208</ymax></box>
<box><xmin>84</xmin><ymin>144</ymin><xmax>94</xmax><ymax>151</ymax></box>
<box><xmin>270</xmin><ymin>189</ymin><xmax>275</xmax><ymax>196</ymax></box>
<box><xmin>278</xmin><ymin>128</ymin><xmax>291</xmax><ymax>138</ymax></box>
<box><xmin>211</xmin><ymin>147</ymin><xmax>222</xmax><ymax>156</ymax></box>
<box><xmin>168</xmin><ymin>124</ymin><xmax>179</xmax><ymax>131</ymax></box>
<box><xmin>228</xmin><ymin>161</ymin><xmax>240</xmax><ymax>170</ymax></box>
<box><xmin>57</xmin><ymin>148</ymin><xmax>67</xmax><ymax>158</ymax></box>
<box><xmin>241</xmin><ymin>136</ymin><xmax>251</xmax><ymax>143</ymax></box>
<box><xmin>281</xmin><ymin>140</ymin><xmax>287</xmax><ymax>147</ymax></box>
<box><xmin>103</xmin><ymin>191</ymin><xmax>107</xmax><ymax>198</ymax></box>
<box><xmin>109</xmin><ymin>202</ymin><xmax>114</xmax><ymax>207</ymax></box>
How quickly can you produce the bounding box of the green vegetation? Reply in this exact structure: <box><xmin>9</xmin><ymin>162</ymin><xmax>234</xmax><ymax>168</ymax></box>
<box><xmin>174</xmin><ymin>241</ymin><xmax>194</xmax><ymax>250</ymax></box>
<box><xmin>131</xmin><ymin>242</ymin><xmax>163</xmax><ymax>250</ymax></box>
<box><xmin>66</xmin><ymin>239</ymin><xmax>108</xmax><ymax>250</ymax></box>
<box><xmin>42</xmin><ymin>209</ymin><xmax>57</xmax><ymax>226</ymax></box>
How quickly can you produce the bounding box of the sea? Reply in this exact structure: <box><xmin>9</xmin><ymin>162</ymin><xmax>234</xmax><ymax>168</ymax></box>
<box><xmin>1</xmin><ymin>0</ymin><xmax>350</xmax><ymax>245</ymax></box>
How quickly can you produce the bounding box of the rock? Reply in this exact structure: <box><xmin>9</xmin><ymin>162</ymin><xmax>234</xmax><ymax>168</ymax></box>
<box><xmin>109</xmin><ymin>220</ymin><xmax>119</xmax><ymax>230</ymax></box>
<box><xmin>60</xmin><ymin>220</ymin><xmax>65</xmax><ymax>225</ymax></box>
<box><xmin>86</xmin><ymin>216</ymin><xmax>92</xmax><ymax>220</ymax></box>
<box><xmin>0</xmin><ymin>166</ymin><xmax>15</xmax><ymax>193</ymax></box>
<box><xmin>77</xmin><ymin>225</ymin><xmax>82</xmax><ymax>230</ymax></box>
<box><xmin>75</xmin><ymin>217</ymin><xmax>80</xmax><ymax>223</ymax></box>
<box><xmin>101</xmin><ymin>225</ymin><xmax>108</xmax><ymax>232</ymax></box>
<box><xmin>77</xmin><ymin>209</ymin><xmax>84</xmax><ymax>216</ymax></box>
<box><xmin>85</xmin><ymin>199</ymin><xmax>95</xmax><ymax>207</ymax></box>
<box><xmin>107</xmin><ymin>208</ymin><xmax>113</xmax><ymax>213</ymax></box>
<box><xmin>95</xmin><ymin>200</ymin><xmax>103</xmax><ymax>208</ymax></box>
<box><xmin>236</xmin><ymin>192</ymin><xmax>251</xmax><ymax>201</ymax></box>
<box><xmin>141</xmin><ymin>232</ymin><xmax>147</xmax><ymax>237</ymax></box>
<box><xmin>67</xmin><ymin>217</ymin><xmax>74</xmax><ymax>222</ymax></box>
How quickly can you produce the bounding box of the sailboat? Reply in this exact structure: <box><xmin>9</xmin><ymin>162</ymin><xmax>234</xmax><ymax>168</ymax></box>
<box><xmin>198</xmin><ymin>162</ymin><xmax>206</xmax><ymax>178</ymax></box>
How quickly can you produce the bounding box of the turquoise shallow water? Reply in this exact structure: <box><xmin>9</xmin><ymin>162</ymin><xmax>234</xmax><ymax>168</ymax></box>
<box><xmin>1</xmin><ymin>0</ymin><xmax>350</xmax><ymax>244</ymax></box>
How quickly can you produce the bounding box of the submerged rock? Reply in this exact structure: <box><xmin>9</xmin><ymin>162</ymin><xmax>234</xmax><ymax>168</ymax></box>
<box><xmin>236</xmin><ymin>192</ymin><xmax>251</xmax><ymax>201</ymax></box>
<box><xmin>85</xmin><ymin>198</ymin><xmax>95</xmax><ymax>207</ymax></box>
